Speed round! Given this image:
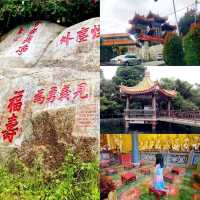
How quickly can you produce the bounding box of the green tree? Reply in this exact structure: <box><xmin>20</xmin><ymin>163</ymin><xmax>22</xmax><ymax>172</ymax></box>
<box><xmin>113</xmin><ymin>65</ymin><xmax>145</xmax><ymax>86</ymax></box>
<box><xmin>0</xmin><ymin>0</ymin><xmax>99</xmax><ymax>36</ymax></box>
<box><xmin>179</xmin><ymin>11</ymin><xmax>196</xmax><ymax>36</ymax></box>
<box><xmin>160</xmin><ymin>78</ymin><xmax>200</xmax><ymax>111</ymax></box>
<box><xmin>163</xmin><ymin>32</ymin><xmax>184</xmax><ymax>65</ymax></box>
<box><xmin>184</xmin><ymin>23</ymin><xmax>200</xmax><ymax>65</ymax></box>
<box><xmin>100</xmin><ymin>66</ymin><xmax>145</xmax><ymax>118</ymax></box>
<box><xmin>100</xmin><ymin>45</ymin><xmax>115</xmax><ymax>63</ymax></box>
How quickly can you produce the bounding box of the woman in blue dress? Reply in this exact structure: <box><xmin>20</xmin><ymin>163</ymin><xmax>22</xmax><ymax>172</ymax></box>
<box><xmin>154</xmin><ymin>154</ymin><xmax>166</xmax><ymax>191</ymax></box>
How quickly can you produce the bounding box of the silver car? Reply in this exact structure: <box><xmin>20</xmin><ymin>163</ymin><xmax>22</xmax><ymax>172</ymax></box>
<box><xmin>110</xmin><ymin>54</ymin><xmax>142</xmax><ymax>66</ymax></box>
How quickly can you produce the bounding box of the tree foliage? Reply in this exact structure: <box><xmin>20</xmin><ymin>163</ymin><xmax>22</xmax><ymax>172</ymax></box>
<box><xmin>183</xmin><ymin>23</ymin><xmax>200</xmax><ymax>65</ymax></box>
<box><xmin>101</xmin><ymin>66</ymin><xmax>145</xmax><ymax>118</ymax></box>
<box><xmin>160</xmin><ymin>78</ymin><xmax>200</xmax><ymax>111</ymax></box>
<box><xmin>179</xmin><ymin>10</ymin><xmax>197</xmax><ymax>36</ymax></box>
<box><xmin>100</xmin><ymin>45</ymin><xmax>115</xmax><ymax>63</ymax></box>
<box><xmin>0</xmin><ymin>150</ymin><xmax>99</xmax><ymax>200</ymax></box>
<box><xmin>0</xmin><ymin>0</ymin><xmax>99</xmax><ymax>36</ymax></box>
<box><xmin>163</xmin><ymin>32</ymin><xmax>184</xmax><ymax>66</ymax></box>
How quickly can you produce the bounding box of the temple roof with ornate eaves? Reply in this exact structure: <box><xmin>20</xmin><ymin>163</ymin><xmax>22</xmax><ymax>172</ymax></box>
<box><xmin>120</xmin><ymin>71</ymin><xmax>176</xmax><ymax>97</ymax></box>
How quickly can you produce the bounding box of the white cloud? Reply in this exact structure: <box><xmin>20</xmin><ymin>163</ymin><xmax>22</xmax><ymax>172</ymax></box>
<box><xmin>101</xmin><ymin>0</ymin><xmax>199</xmax><ymax>34</ymax></box>
<box><xmin>101</xmin><ymin>66</ymin><xmax>200</xmax><ymax>85</ymax></box>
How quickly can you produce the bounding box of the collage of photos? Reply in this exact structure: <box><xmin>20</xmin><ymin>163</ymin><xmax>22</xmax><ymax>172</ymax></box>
<box><xmin>101</xmin><ymin>0</ymin><xmax>200</xmax><ymax>200</ymax></box>
<box><xmin>0</xmin><ymin>0</ymin><xmax>200</xmax><ymax>200</ymax></box>
<box><xmin>0</xmin><ymin>0</ymin><xmax>99</xmax><ymax>200</ymax></box>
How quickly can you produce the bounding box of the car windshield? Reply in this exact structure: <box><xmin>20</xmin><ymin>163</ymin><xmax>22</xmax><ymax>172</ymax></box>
<box><xmin>111</xmin><ymin>55</ymin><xmax>123</xmax><ymax>60</ymax></box>
<box><xmin>125</xmin><ymin>55</ymin><xmax>136</xmax><ymax>58</ymax></box>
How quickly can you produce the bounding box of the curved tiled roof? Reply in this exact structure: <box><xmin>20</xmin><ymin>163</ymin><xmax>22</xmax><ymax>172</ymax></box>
<box><xmin>120</xmin><ymin>72</ymin><xmax>176</xmax><ymax>97</ymax></box>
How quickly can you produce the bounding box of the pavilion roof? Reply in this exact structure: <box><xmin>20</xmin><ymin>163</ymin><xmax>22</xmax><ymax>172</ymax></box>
<box><xmin>120</xmin><ymin>72</ymin><xmax>176</xmax><ymax>97</ymax></box>
<box><xmin>147</xmin><ymin>11</ymin><xmax>168</xmax><ymax>21</ymax></box>
<box><xmin>101</xmin><ymin>33</ymin><xmax>130</xmax><ymax>38</ymax></box>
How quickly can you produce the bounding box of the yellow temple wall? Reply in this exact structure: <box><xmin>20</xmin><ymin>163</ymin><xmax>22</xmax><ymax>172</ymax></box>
<box><xmin>101</xmin><ymin>134</ymin><xmax>200</xmax><ymax>153</ymax></box>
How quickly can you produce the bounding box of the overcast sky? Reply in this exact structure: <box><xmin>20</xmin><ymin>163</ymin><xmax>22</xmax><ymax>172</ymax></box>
<box><xmin>101</xmin><ymin>66</ymin><xmax>200</xmax><ymax>85</ymax></box>
<box><xmin>101</xmin><ymin>0</ymin><xmax>199</xmax><ymax>34</ymax></box>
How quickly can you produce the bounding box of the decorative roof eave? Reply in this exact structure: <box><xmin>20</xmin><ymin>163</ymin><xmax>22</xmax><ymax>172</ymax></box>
<box><xmin>159</xmin><ymin>89</ymin><xmax>177</xmax><ymax>98</ymax></box>
<box><xmin>119</xmin><ymin>71</ymin><xmax>177</xmax><ymax>98</ymax></box>
<box><xmin>101</xmin><ymin>39</ymin><xmax>136</xmax><ymax>46</ymax></box>
<box><xmin>101</xmin><ymin>33</ymin><xmax>129</xmax><ymax>38</ymax></box>
<box><xmin>147</xmin><ymin>11</ymin><xmax>168</xmax><ymax>21</ymax></box>
<box><xmin>120</xmin><ymin>84</ymin><xmax>176</xmax><ymax>98</ymax></box>
<box><xmin>120</xmin><ymin>85</ymin><xmax>155</xmax><ymax>95</ymax></box>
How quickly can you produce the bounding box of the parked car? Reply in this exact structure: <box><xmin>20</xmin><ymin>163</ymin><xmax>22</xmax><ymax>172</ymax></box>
<box><xmin>155</xmin><ymin>53</ymin><xmax>163</xmax><ymax>61</ymax></box>
<box><xmin>110</xmin><ymin>54</ymin><xmax>142</xmax><ymax>66</ymax></box>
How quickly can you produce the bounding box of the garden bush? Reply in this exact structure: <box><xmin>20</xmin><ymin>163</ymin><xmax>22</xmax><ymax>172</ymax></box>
<box><xmin>163</xmin><ymin>32</ymin><xmax>184</xmax><ymax>66</ymax></box>
<box><xmin>183</xmin><ymin>23</ymin><xmax>200</xmax><ymax>65</ymax></box>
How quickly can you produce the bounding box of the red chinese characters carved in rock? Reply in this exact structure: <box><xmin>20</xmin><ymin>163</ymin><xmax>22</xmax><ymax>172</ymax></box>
<box><xmin>33</xmin><ymin>89</ymin><xmax>45</xmax><ymax>104</ymax></box>
<box><xmin>16</xmin><ymin>44</ymin><xmax>29</xmax><ymax>55</ymax></box>
<box><xmin>33</xmin><ymin>82</ymin><xmax>89</xmax><ymax>105</ymax></box>
<box><xmin>47</xmin><ymin>86</ymin><xmax>58</xmax><ymax>103</ymax></box>
<box><xmin>60</xmin><ymin>32</ymin><xmax>74</xmax><ymax>46</ymax></box>
<box><xmin>73</xmin><ymin>83</ymin><xmax>89</xmax><ymax>99</ymax></box>
<box><xmin>91</xmin><ymin>25</ymin><xmax>100</xmax><ymax>39</ymax></box>
<box><xmin>59</xmin><ymin>84</ymin><xmax>71</xmax><ymax>101</ymax></box>
<box><xmin>1</xmin><ymin>113</ymin><xmax>19</xmax><ymax>143</ymax></box>
<box><xmin>17</xmin><ymin>26</ymin><xmax>25</xmax><ymax>35</ymax></box>
<box><xmin>76</xmin><ymin>27</ymin><xmax>89</xmax><ymax>43</ymax></box>
<box><xmin>1</xmin><ymin>89</ymin><xmax>24</xmax><ymax>143</ymax></box>
<box><xmin>7</xmin><ymin>90</ymin><xmax>24</xmax><ymax>113</ymax></box>
<box><xmin>23</xmin><ymin>34</ymin><xmax>34</xmax><ymax>44</ymax></box>
<box><xmin>16</xmin><ymin>21</ymin><xmax>41</xmax><ymax>55</ymax></box>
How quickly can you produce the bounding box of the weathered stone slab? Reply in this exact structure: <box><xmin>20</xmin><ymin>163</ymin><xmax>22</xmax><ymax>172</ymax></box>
<box><xmin>37</xmin><ymin>17</ymin><xmax>100</xmax><ymax>71</ymax></box>
<box><xmin>0</xmin><ymin>67</ymin><xmax>99</xmax><ymax>144</ymax></box>
<box><xmin>0</xmin><ymin>21</ymin><xmax>64</xmax><ymax>68</ymax></box>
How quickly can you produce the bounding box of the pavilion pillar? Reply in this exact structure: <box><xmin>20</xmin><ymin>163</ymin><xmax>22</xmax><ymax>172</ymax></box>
<box><xmin>168</xmin><ymin>100</ymin><xmax>171</xmax><ymax>117</ymax></box>
<box><xmin>126</xmin><ymin>96</ymin><xmax>130</xmax><ymax>110</ymax></box>
<box><xmin>152</xmin><ymin>94</ymin><xmax>156</xmax><ymax>117</ymax></box>
<box><xmin>125</xmin><ymin>96</ymin><xmax>130</xmax><ymax>132</ymax></box>
<box><xmin>131</xmin><ymin>131</ymin><xmax>140</xmax><ymax>166</ymax></box>
<box><xmin>152</xmin><ymin>94</ymin><xmax>157</xmax><ymax>131</ymax></box>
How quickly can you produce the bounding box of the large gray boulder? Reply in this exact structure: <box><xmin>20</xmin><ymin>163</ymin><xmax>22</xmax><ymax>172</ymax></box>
<box><xmin>0</xmin><ymin>21</ymin><xmax>64</xmax><ymax>68</ymax></box>
<box><xmin>0</xmin><ymin>18</ymin><xmax>99</xmax><ymax>170</ymax></box>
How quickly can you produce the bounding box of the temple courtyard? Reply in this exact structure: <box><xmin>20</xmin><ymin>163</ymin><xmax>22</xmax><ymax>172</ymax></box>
<box><xmin>100</xmin><ymin>134</ymin><xmax>200</xmax><ymax>199</ymax></box>
<box><xmin>101</xmin><ymin>161</ymin><xmax>200</xmax><ymax>200</ymax></box>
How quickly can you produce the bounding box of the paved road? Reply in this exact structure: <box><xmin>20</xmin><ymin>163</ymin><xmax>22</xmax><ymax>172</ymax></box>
<box><xmin>101</xmin><ymin>60</ymin><xmax>165</xmax><ymax>66</ymax></box>
<box><xmin>143</xmin><ymin>60</ymin><xmax>165</xmax><ymax>66</ymax></box>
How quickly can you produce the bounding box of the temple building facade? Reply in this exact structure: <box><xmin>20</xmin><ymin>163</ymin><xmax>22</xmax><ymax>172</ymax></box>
<box><xmin>120</xmin><ymin>71</ymin><xmax>177</xmax><ymax>131</ymax></box>
<box><xmin>101</xmin><ymin>33</ymin><xmax>139</xmax><ymax>54</ymax></box>
<box><xmin>128</xmin><ymin>11</ymin><xmax>176</xmax><ymax>45</ymax></box>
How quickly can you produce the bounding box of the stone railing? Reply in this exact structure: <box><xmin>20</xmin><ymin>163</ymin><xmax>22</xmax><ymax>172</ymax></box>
<box><xmin>124</xmin><ymin>109</ymin><xmax>155</xmax><ymax>118</ymax></box>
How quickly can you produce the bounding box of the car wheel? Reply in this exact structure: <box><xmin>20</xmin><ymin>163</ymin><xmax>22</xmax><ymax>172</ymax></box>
<box><xmin>125</xmin><ymin>62</ymin><xmax>129</xmax><ymax>66</ymax></box>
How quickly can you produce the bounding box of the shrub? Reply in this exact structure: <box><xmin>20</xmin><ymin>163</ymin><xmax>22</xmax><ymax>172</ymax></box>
<box><xmin>183</xmin><ymin>23</ymin><xmax>200</xmax><ymax>65</ymax></box>
<box><xmin>163</xmin><ymin>32</ymin><xmax>184</xmax><ymax>65</ymax></box>
<box><xmin>0</xmin><ymin>149</ymin><xmax>99</xmax><ymax>200</ymax></box>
